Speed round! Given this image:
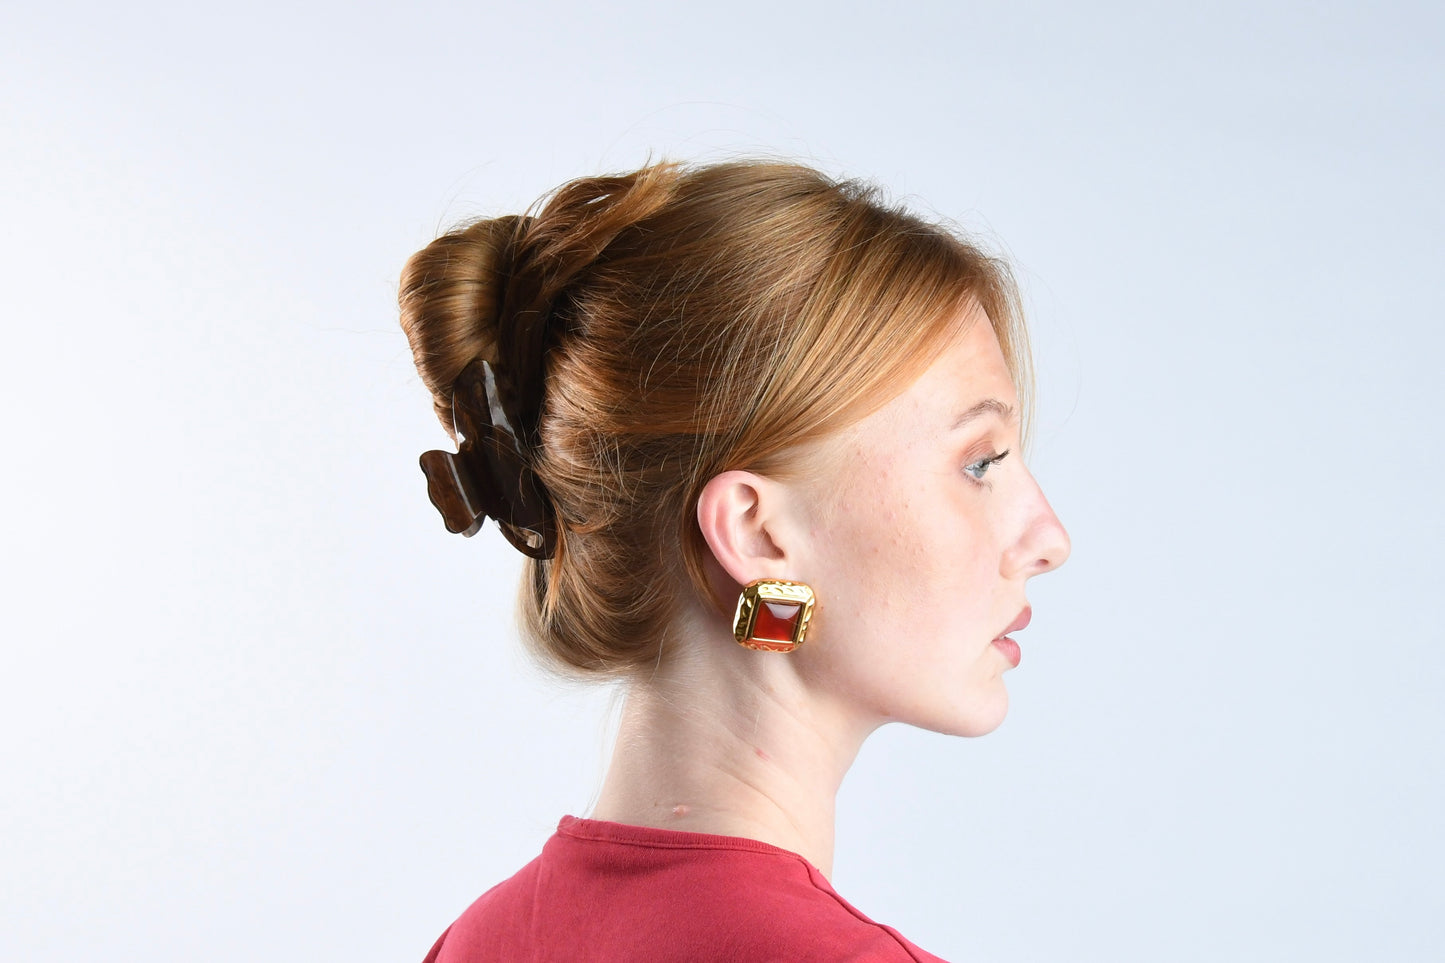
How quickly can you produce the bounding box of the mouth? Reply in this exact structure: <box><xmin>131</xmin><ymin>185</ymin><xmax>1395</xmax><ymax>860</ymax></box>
<box><xmin>991</xmin><ymin>606</ymin><xmax>1031</xmax><ymax>669</ymax></box>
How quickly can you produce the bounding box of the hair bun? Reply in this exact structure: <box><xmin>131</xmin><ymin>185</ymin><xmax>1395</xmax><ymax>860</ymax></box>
<box><xmin>398</xmin><ymin>215</ymin><xmax>526</xmax><ymax>436</ymax></box>
<box><xmin>492</xmin><ymin>168</ymin><xmax>680</xmax><ymax>449</ymax></box>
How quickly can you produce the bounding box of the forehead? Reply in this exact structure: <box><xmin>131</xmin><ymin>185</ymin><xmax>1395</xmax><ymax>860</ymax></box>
<box><xmin>860</xmin><ymin>311</ymin><xmax>1017</xmax><ymax>441</ymax></box>
<box><xmin>792</xmin><ymin>310</ymin><xmax>1016</xmax><ymax>496</ymax></box>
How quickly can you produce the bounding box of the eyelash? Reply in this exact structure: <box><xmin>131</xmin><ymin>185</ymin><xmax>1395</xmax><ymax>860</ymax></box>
<box><xmin>964</xmin><ymin>449</ymin><xmax>1011</xmax><ymax>482</ymax></box>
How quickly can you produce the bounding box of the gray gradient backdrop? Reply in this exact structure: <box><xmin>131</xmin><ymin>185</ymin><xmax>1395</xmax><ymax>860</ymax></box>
<box><xmin>3</xmin><ymin>1</ymin><xmax>1442</xmax><ymax>960</ymax></box>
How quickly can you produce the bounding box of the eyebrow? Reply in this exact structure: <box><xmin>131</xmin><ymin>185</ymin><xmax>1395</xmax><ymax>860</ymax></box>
<box><xmin>949</xmin><ymin>399</ymin><xmax>1016</xmax><ymax>431</ymax></box>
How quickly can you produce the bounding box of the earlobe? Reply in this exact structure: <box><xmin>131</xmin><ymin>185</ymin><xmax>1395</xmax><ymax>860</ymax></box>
<box><xmin>696</xmin><ymin>470</ymin><xmax>794</xmax><ymax>589</ymax></box>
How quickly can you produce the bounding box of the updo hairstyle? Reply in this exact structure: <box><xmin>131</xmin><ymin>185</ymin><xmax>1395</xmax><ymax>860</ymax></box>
<box><xmin>400</xmin><ymin>160</ymin><xmax>1030</xmax><ymax>677</ymax></box>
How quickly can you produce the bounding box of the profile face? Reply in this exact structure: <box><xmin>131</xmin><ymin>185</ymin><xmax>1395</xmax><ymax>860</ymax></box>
<box><xmin>790</xmin><ymin>304</ymin><xmax>1071</xmax><ymax>737</ymax></box>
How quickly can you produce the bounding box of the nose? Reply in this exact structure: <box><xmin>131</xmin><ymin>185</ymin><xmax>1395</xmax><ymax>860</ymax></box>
<box><xmin>1002</xmin><ymin>474</ymin><xmax>1071</xmax><ymax>580</ymax></box>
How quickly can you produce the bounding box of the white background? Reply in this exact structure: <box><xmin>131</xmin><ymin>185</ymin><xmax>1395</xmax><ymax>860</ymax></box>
<box><xmin>3</xmin><ymin>1</ymin><xmax>1442</xmax><ymax>960</ymax></box>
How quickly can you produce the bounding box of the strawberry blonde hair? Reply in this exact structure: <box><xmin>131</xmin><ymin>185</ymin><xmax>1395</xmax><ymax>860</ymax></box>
<box><xmin>400</xmin><ymin>160</ymin><xmax>1030</xmax><ymax>676</ymax></box>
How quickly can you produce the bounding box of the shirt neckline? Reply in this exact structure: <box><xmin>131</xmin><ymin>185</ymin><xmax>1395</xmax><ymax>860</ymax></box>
<box><xmin>557</xmin><ymin>814</ymin><xmax>824</xmax><ymax>870</ymax></box>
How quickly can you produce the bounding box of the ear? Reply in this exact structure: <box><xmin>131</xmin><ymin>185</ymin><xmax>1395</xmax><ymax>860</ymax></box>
<box><xmin>696</xmin><ymin>470</ymin><xmax>805</xmax><ymax>595</ymax></box>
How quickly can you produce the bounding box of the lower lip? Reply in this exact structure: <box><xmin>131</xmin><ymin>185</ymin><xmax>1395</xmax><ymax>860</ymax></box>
<box><xmin>992</xmin><ymin>636</ymin><xmax>1021</xmax><ymax>668</ymax></box>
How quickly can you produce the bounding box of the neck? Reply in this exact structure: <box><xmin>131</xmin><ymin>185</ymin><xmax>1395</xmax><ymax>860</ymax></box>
<box><xmin>590</xmin><ymin>623</ymin><xmax>874</xmax><ymax>879</ymax></box>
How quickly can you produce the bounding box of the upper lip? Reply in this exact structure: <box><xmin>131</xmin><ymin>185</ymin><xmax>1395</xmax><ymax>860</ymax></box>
<box><xmin>996</xmin><ymin>606</ymin><xmax>1032</xmax><ymax>639</ymax></box>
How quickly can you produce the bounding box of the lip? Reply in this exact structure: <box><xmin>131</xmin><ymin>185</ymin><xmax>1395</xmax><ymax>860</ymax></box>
<box><xmin>991</xmin><ymin>606</ymin><xmax>1031</xmax><ymax>669</ymax></box>
<box><xmin>995</xmin><ymin>606</ymin><xmax>1032</xmax><ymax>640</ymax></box>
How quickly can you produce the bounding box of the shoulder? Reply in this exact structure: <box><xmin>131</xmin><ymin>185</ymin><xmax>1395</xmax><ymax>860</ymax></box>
<box><xmin>425</xmin><ymin>817</ymin><xmax>948</xmax><ymax>963</ymax></box>
<box><xmin>696</xmin><ymin>855</ymin><xmax>950</xmax><ymax>962</ymax></box>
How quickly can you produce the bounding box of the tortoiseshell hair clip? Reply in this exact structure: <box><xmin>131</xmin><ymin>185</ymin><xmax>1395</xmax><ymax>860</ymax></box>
<box><xmin>418</xmin><ymin>360</ymin><xmax>557</xmax><ymax>559</ymax></box>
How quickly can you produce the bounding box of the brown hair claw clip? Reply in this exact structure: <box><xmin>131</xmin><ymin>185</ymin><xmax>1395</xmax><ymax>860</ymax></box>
<box><xmin>418</xmin><ymin>360</ymin><xmax>557</xmax><ymax>559</ymax></box>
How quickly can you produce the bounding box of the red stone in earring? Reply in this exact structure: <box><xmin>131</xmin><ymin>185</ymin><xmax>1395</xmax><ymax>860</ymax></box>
<box><xmin>732</xmin><ymin>579</ymin><xmax>816</xmax><ymax>652</ymax></box>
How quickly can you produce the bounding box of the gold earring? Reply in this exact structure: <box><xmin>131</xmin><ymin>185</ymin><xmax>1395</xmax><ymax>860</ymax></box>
<box><xmin>732</xmin><ymin>579</ymin><xmax>816</xmax><ymax>652</ymax></box>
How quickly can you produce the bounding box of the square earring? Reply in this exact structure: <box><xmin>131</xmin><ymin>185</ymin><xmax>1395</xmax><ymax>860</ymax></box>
<box><xmin>733</xmin><ymin>579</ymin><xmax>816</xmax><ymax>652</ymax></box>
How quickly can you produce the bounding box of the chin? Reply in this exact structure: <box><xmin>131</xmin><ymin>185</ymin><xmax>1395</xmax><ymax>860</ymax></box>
<box><xmin>915</xmin><ymin>687</ymin><xmax>1011</xmax><ymax>738</ymax></box>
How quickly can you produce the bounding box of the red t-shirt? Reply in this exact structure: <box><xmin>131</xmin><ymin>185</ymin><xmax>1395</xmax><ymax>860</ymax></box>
<box><xmin>423</xmin><ymin>816</ymin><xmax>948</xmax><ymax>962</ymax></box>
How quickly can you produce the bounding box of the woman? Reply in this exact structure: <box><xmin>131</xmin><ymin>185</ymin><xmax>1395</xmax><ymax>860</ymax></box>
<box><xmin>400</xmin><ymin>159</ymin><xmax>1070</xmax><ymax>962</ymax></box>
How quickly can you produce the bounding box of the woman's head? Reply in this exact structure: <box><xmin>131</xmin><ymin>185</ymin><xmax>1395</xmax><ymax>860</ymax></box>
<box><xmin>697</xmin><ymin>306</ymin><xmax>1070</xmax><ymax>736</ymax></box>
<box><xmin>400</xmin><ymin>159</ymin><xmax>1043</xmax><ymax>679</ymax></box>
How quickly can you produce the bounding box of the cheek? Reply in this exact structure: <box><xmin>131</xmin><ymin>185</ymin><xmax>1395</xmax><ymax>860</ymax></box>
<box><xmin>809</xmin><ymin>482</ymin><xmax>991</xmax><ymax>647</ymax></box>
<box><xmin>799</xmin><ymin>487</ymin><xmax>903</xmax><ymax>650</ymax></box>
<box><xmin>814</xmin><ymin>486</ymin><xmax>920</xmax><ymax>597</ymax></box>
<box><xmin>797</xmin><ymin>479</ymin><xmax>1012</xmax><ymax>732</ymax></box>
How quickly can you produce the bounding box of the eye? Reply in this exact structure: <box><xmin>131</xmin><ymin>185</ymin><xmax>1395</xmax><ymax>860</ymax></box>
<box><xmin>964</xmin><ymin>449</ymin><xmax>1010</xmax><ymax>481</ymax></box>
